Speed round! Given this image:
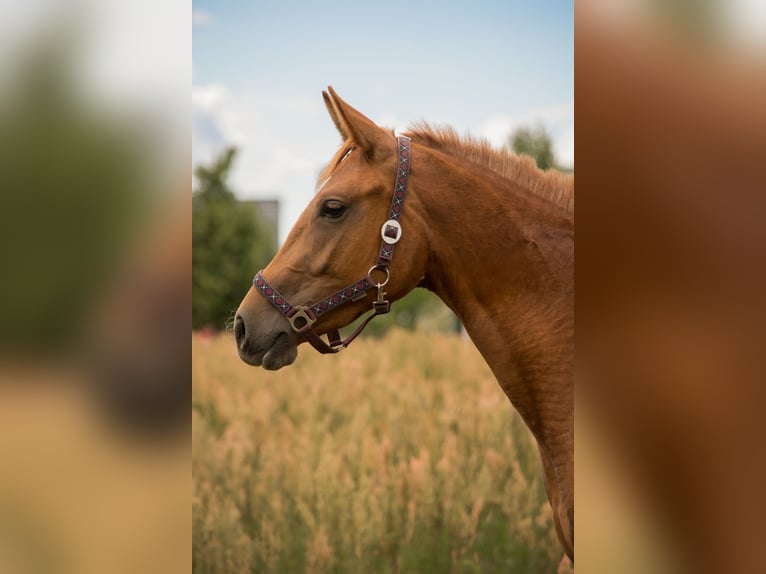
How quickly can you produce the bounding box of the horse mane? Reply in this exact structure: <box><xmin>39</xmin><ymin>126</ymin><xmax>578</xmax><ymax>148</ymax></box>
<box><xmin>404</xmin><ymin>123</ymin><xmax>573</xmax><ymax>213</ymax></box>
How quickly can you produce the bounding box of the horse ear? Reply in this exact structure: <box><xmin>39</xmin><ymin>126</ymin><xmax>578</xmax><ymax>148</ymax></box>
<box><xmin>322</xmin><ymin>90</ymin><xmax>349</xmax><ymax>141</ymax></box>
<box><xmin>323</xmin><ymin>86</ymin><xmax>392</xmax><ymax>159</ymax></box>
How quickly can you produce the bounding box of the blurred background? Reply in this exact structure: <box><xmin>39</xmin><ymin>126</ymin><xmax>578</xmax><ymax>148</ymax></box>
<box><xmin>0</xmin><ymin>1</ymin><xmax>189</xmax><ymax>573</ymax></box>
<box><xmin>576</xmin><ymin>1</ymin><xmax>766</xmax><ymax>573</ymax></box>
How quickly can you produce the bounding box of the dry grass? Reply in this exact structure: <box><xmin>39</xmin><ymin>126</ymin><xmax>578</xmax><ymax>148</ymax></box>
<box><xmin>193</xmin><ymin>329</ymin><xmax>561</xmax><ymax>573</ymax></box>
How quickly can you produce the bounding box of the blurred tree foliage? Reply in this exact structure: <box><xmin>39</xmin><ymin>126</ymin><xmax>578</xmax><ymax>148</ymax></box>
<box><xmin>509</xmin><ymin>125</ymin><xmax>557</xmax><ymax>170</ymax></box>
<box><xmin>0</xmin><ymin>30</ymin><xmax>151</xmax><ymax>356</ymax></box>
<box><xmin>192</xmin><ymin>147</ymin><xmax>276</xmax><ymax>330</ymax></box>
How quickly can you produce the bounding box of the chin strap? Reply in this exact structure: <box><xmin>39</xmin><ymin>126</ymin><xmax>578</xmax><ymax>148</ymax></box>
<box><xmin>252</xmin><ymin>136</ymin><xmax>412</xmax><ymax>353</ymax></box>
<box><xmin>297</xmin><ymin>298</ymin><xmax>390</xmax><ymax>354</ymax></box>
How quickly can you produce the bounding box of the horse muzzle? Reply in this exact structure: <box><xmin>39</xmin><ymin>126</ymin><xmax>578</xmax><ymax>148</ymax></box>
<box><xmin>234</xmin><ymin>313</ymin><xmax>298</xmax><ymax>370</ymax></box>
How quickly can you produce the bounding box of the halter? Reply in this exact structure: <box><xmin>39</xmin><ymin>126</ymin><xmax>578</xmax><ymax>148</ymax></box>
<box><xmin>252</xmin><ymin>136</ymin><xmax>412</xmax><ymax>354</ymax></box>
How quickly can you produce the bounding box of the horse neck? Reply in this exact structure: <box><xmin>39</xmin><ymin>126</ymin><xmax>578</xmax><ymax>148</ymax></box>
<box><xmin>414</xmin><ymin>146</ymin><xmax>573</xmax><ymax>455</ymax></box>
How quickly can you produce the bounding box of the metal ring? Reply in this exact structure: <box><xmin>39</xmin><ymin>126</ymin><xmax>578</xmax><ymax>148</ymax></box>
<box><xmin>367</xmin><ymin>265</ymin><xmax>390</xmax><ymax>287</ymax></box>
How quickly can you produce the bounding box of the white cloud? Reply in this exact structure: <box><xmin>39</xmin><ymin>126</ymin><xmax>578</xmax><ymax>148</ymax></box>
<box><xmin>374</xmin><ymin>112</ymin><xmax>409</xmax><ymax>133</ymax></box>
<box><xmin>192</xmin><ymin>84</ymin><xmax>233</xmax><ymax>169</ymax></box>
<box><xmin>265</xmin><ymin>95</ymin><xmax>320</xmax><ymax>114</ymax></box>
<box><xmin>192</xmin><ymin>84</ymin><xmax>227</xmax><ymax>111</ymax></box>
<box><xmin>192</xmin><ymin>9</ymin><xmax>211</xmax><ymax>26</ymax></box>
<box><xmin>236</xmin><ymin>147</ymin><xmax>319</xmax><ymax>192</ymax></box>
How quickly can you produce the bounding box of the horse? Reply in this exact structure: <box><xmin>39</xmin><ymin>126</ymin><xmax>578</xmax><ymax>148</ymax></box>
<box><xmin>234</xmin><ymin>87</ymin><xmax>574</xmax><ymax>560</ymax></box>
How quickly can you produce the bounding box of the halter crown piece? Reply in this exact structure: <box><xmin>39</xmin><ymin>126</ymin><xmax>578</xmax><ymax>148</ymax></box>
<box><xmin>252</xmin><ymin>136</ymin><xmax>412</xmax><ymax>354</ymax></box>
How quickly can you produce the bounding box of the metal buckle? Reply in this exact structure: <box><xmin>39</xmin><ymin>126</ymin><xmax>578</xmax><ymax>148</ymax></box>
<box><xmin>380</xmin><ymin>219</ymin><xmax>402</xmax><ymax>244</ymax></box>
<box><xmin>286</xmin><ymin>305</ymin><xmax>316</xmax><ymax>332</ymax></box>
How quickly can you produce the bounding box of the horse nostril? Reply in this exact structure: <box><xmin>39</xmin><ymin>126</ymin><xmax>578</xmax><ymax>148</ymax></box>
<box><xmin>234</xmin><ymin>315</ymin><xmax>247</xmax><ymax>350</ymax></box>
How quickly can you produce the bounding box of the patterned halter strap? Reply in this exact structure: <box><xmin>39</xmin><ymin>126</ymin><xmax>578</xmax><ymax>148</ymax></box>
<box><xmin>252</xmin><ymin>136</ymin><xmax>412</xmax><ymax>354</ymax></box>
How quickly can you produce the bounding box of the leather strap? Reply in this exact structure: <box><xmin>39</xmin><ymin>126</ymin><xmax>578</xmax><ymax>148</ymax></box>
<box><xmin>377</xmin><ymin>136</ymin><xmax>411</xmax><ymax>267</ymax></box>
<box><xmin>297</xmin><ymin>306</ymin><xmax>386</xmax><ymax>354</ymax></box>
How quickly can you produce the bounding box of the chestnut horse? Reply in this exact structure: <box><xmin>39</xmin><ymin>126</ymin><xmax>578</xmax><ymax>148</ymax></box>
<box><xmin>234</xmin><ymin>87</ymin><xmax>574</xmax><ymax>559</ymax></box>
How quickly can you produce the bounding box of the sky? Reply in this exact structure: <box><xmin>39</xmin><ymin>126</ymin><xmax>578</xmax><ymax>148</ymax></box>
<box><xmin>192</xmin><ymin>0</ymin><xmax>573</xmax><ymax>243</ymax></box>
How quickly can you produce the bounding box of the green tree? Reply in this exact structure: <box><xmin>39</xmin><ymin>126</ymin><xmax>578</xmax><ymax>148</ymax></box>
<box><xmin>509</xmin><ymin>125</ymin><xmax>556</xmax><ymax>170</ymax></box>
<box><xmin>192</xmin><ymin>147</ymin><xmax>275</xmax><ymax>330</ymax></box>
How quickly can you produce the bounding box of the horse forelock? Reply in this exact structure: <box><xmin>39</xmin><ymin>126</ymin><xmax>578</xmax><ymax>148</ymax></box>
<box><xmin>404</xmin><ymin>123</ymin><xmax>573</xmax><ymax>213</ymax></box>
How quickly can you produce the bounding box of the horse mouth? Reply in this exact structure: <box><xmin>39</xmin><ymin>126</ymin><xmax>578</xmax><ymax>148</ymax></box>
<box><xmin>239</xmin><ymin>331</ymin><xmax>298</xmax><ymax>371</ymax></box>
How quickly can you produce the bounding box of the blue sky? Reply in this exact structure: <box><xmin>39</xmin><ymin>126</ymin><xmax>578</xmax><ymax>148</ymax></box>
<box><xmin>193</xmin><ymin>0</ymin><xmax>573</xmax><ymax>242</ymax></box>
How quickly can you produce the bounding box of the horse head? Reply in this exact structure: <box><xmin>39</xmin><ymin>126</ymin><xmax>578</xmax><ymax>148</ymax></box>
<box><xmin>234</xmin><ymin>88</ymin><xmax>428</xmax><ymax>369</ymax></box>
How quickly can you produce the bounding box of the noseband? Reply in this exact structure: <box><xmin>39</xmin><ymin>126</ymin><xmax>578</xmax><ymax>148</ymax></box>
<box><xmin>252</xmin><ymin>136</ymin><xmax>412</xmax><ymax>354</ymax></box>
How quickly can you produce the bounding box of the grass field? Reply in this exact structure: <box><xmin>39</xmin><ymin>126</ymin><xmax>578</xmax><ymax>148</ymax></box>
<box><xmin>192</xmin><ymin>329</ymin><xmax>562</xmax><ymax>573</ymax></box>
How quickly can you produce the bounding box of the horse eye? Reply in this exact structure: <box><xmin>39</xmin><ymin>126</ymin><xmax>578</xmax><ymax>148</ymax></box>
<box><xmin>320</xmin><ymin>200</ymin><xmax>347</xmax><ymax>219</ymax></box>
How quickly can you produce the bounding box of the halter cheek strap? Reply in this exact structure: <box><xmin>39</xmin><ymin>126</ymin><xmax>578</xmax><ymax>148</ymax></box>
<box><xmin>253</xmin><ymin>136</ymin><xmax>412</xmax><ymax>354</ymax></box>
